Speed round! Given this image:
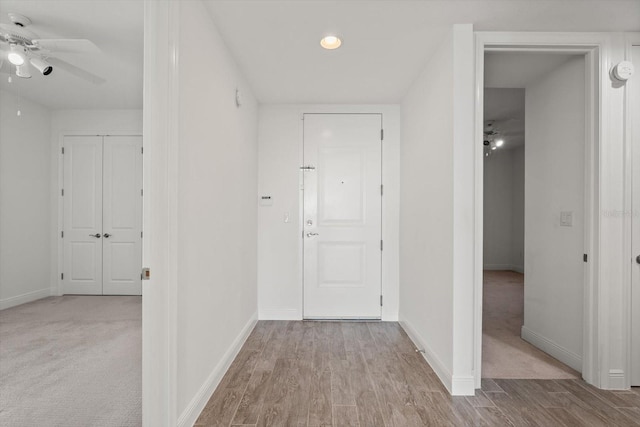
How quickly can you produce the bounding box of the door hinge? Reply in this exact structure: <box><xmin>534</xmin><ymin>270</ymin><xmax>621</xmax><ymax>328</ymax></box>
<box><xmin>583</xmin><ymin>254</ymin><xmax>588</xmax><ymax>262</ymax></box>
<box><xmin>61</xmin><ymin>273</ymin><xmax>64</xmax><ymax>280</ymax></box>
<box><xmin>61</xmin><ymin>189</ymin><xmax>64</xmax><ymax>196</ymax></box>
<box><xmin>381</xmin><ymin>129</ymin><xmax>384</xmax><ymax>141</ymax></box>
<box><xmin>380</xmin><ymin>295</ymin><xmax>383</xmax><ymax>306</ymax></box>
<box><xmin>141</xmin><ymin>231</ymin><xmax>143</xmax><ymax>238</ymax></box>
<box><xmin>381</xmin><ymin>184</ymin><xmax>384</xmax><ymax>196</ymax></box>
<box><xmin>380</xmin><ymin>240</ymin><xmax>383</xmax><ymax>251</ymax></box>
<box><xmin>61</xmin><ymin>230</ymin><xmax>64</xmax><ymax>238</ymax></box>
<box><xmin>61</xmin><ymin>147</ymin><xmax>65</xmax><ymax>154</ymax></box>
<box><xmin>141</xmin><ymin>146</ymin><xmax>144</xmax><ymax>154</ymax></box>
<box><xmin>141</xmin><ymin>189</ymin><xmax>143</xmax><ymax>196</ymax></box>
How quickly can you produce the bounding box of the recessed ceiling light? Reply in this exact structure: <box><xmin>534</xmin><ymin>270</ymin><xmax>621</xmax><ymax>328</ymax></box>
<box><xmin>495</xmin><ymin>139</ymin><xmax>504</xmax><ymax>147</ymax></box>
<box><xmin>320</xmin><ymin>35</ymin><xmax>342</xmax><ymax>50</ymax></box>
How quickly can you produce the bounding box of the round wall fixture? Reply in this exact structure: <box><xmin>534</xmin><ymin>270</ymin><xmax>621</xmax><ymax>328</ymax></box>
<box><xmin>320</xmin><ymin>35</ymin><xmax>342</xmax><ymax>50</ymax></box>
<box><xmin>612</xmin><ymin>61</ymin><xmax>634</xmax><ymax>82</ymax></box>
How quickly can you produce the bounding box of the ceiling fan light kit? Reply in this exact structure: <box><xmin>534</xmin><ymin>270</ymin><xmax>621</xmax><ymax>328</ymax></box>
<box><xmin>0</xmin><ymin>12</ymin><xmax>104</xmax><ymax>83</ymax></box>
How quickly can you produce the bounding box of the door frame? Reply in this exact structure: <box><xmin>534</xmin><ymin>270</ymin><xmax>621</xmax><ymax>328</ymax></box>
<box><xmin>473</xmin><ymin>32</ymin><xmax>618</xmax><ymax>390</ymax></box>
<box><xmin>57</xmin><ymin>131</ymin><xmax>143</xmax><ymax>297</ymax></box>
<box><xmin>300</xmin><ymin>112</ymin><xmax>384</xmax><ymax>320</ymax></box>
<box><xmin>625</xmin><ymin>32</ymin><xmax>640</xmax><ymax>386</ymax></box>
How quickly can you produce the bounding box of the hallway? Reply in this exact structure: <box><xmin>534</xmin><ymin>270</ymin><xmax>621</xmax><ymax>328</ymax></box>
<box><xmin>482</xmin><ymin>270</ymin><xmax>579</xmax><ymax>379</ymax></box>
<box><xmin>195</xmin><ymin>321</ymin><xmax>640</xmax><ymax>426</ymax></box>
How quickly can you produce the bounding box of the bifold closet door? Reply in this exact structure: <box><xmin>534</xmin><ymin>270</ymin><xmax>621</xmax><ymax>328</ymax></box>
<box><xmin>63</xmin><ymin>136</ymin><xmax>104</xmax><ymax>295</ymax></box>
<box><xmin>102</xmin><ymin>136</ymin><xmax>143</xmax><ymax>295</ymax></box>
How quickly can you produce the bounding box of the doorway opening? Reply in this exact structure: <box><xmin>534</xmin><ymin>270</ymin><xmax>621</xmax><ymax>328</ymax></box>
<box><xmin>480</xmin><ymin>50</ymin><xmax>591</xmax><ymax>380</ymax></box>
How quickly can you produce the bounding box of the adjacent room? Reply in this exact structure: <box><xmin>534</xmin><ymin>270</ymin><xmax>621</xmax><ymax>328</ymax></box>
<box><xmin>0</xmin><ymin>1</ymin><xmax>143</xmax><ymax>425</ymax></box>
<box><xmin>482</xmin><ymin>52</ymin><xmax>587</xmax><ymax>379</ymax></box>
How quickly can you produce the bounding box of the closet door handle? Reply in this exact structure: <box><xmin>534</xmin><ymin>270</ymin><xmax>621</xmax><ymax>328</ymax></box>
<box><xmin>89</xmin><ymin>233</ymin><xmax>101</xmax><ymax>238</ymax></box>
<box><xmin>103</xmin><ymin>233</ymin><xmax>111</xmax><ymax>238</ymax></box>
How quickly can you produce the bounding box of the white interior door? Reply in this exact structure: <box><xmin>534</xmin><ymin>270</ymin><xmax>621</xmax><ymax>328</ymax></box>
<box><xmin>303</xmin><ymin>114</ymin><xmax>382</xmax><ymax>319</ymax></box>
<box><xmin>103</xmin><ymin>136</ymin><xmax>143</xmax><ymax>295</ymax></box>
<box><xmin>63</xmin><ymin>136</ymin><xmax>103</xmax><ymax>295</ymax></box>
<box><xmin>631</xmin><ymin>45</ymin><xmax>640</xmax><ymax>387</ymax></box>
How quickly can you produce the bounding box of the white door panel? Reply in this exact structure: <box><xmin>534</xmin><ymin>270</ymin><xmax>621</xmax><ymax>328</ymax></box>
<box><xmin>103</xmin><ymin>136</ymin><xmax>143</xmax><ymax>295</ymax></box>
<box><xmin>631</xmin><ymin>45</ymin><xmax>640</xmax><ymax>386</ymax></box>
<box><xmin>303</xmin><ymin>114</ymin><xmax>382</xmax><ymax>318</ymax></box>
<box><xmin>63</xmin><ymin>136</ymin><xmax>103</xmax><ymax>295</ymax></box>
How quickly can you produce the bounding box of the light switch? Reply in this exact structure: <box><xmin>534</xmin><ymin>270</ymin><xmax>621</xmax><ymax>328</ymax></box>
<box><xmin>560</xmin><ymin>211</ymin><xmax>573</xmax><ymax>227</ymax></box>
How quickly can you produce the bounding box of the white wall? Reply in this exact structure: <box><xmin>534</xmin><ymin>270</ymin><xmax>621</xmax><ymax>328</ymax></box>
<box><xmin>399</xmin><ymin>31</ymin><xmax>455</xmax><ymax>388</ymax></box>
<box><xmin>257</xmin><ymin>105</ymin><xmax>400</xmax><ymax>321</ymax></box>
<box><xmin>50</xmin><ymin>109</ymin><xmax>143</xmax><ymax>295</ymax></box>
<box><xmin>0</xmin><ymin>91</ymin><xmax>52</xmax><ymax>309</ymax></box>
<box><xmin>175</xmin><ymin>0</ymin><xmax>258</xmax><ymax>424</ymax></box>
<box><xmin>510</xmin><ymin>146</ymin><xmax>525</xmax><ymax>271</ymax></box>
<box><xmin>522</xmin><ymin>55</ymin><xmax>585</xmax><ymax>372</ymax></box>
<box><xmin>483</xmin><ymin>147</ymin><xmax>524</xmax><ymax>272</ymax></box>
<box><xmin>400</xmin><ymin>24</ymin><xmax>475</xmax><ymax>395</ymax></box>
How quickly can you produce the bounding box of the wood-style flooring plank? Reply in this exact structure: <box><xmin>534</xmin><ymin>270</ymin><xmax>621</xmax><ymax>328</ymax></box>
<box><xmin>195</xmin><ymin>321</ymin><xmax>638</xmax><ymax>427</ymax></box>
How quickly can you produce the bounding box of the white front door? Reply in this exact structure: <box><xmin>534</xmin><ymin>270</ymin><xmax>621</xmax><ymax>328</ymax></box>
<box><xmin>631</xmin><ymin>45</ymin><xmax>640</xmax><ymax>386</ymax></box>
<box><xmin>303</xmin><ymin>114</ymin><xmax>382</xmax><ymax>319</ymax></box>
<box><xmin>63</xmin><ymin>136</ymin><xmax>104</xmax><ymax>295</ymax></box>
<box><xmin>103</xmin><ymin>136</ymin><xmax>143</xmax><ymax>295</ymax></box>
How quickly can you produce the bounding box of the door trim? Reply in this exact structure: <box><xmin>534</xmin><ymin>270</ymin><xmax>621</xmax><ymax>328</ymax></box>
<box><xmin>301</xmin><ymin>112</ymin><xmax>384</xmax><ymax>320</ymax></box>
<box><xmin>473</xmin><ymin>31</ymin><xmax>625</xmax><ymax>390</ymax></box>
<box><xmin>57</xmin><ymin>132</ymin><xmax>142</xmax><ymax>297</ymax></box>
<box><xmin>625</xmin><ymin>32</ymin><xmax>640</xmax><ymax>387</ymax></box>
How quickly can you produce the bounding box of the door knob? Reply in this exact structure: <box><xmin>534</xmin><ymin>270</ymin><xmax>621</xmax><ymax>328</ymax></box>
<box><xmin>89</xmin><ymin>233</ymin><xmax>101</xmax><ymax>238</ymax></box>
<box><xmin>636</xmin><ymin>254</ymin><xmax>640</xmax><ymax>264</ymax></box>
<box><xmin>306</xmin><ymin>232</ymin><xmax>319</xmax><ymax>238</ymax></box>
<box><xmin>104</xmin><ymin>233</ymin><xmax>111</xmax><ymax>238</ymax></box>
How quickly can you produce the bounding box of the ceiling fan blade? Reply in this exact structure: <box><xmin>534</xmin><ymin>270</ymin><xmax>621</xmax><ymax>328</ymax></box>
<box><xmin>32</xmin><ymin>39</ymin><xmax>100</xmax><ymax>54</ymax></box>
<box><xmin>47</xmin><ymin>57</ymin><xmax>106</xmax><ymax>85</ymax></box>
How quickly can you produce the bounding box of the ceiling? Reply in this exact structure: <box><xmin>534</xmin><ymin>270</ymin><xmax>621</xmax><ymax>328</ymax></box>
<box><xmin>483</xmin><ymin>52</ymin><xmax>583</xmax><ymax>149</ymax></box>
<box><xmin>204</xmin><ymin>0</ymin><xmax>640</xmax><ymax>104</ymax></box>
<box><xmin>0</xmin><ymin>1</ymin><xmax>637</xmax><ymax>109</ymax></box>
<box><xmin>0</xmin><ymin>0</ymin><xmax>143</xmax><ymax>110</ymax></box>
<box><xmin>485</xmin><ymin>52</ymin><xmax>576</xmax><ymax>89</ymax></box>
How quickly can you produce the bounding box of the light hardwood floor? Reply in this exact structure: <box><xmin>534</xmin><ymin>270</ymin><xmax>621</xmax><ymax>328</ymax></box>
<box><xmin>196</xmin><ymin>321</ymin><xmax>640</xmax><ymax>426</ymax></box>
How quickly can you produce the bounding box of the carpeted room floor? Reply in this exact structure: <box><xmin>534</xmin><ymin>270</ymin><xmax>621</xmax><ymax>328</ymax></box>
<box><xmin>482</xmin><ymin>270</ymin><xmax>579</xmax><ymax>379</ymax></box>
<box><xmin>0</xmin><ymin>296</ymin><xmax>141</xmax><ymax>427</ymax></box>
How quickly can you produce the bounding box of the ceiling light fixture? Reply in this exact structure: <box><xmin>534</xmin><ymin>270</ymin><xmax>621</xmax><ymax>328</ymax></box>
<box><xmin>30</xmin><ymin>57</ymin><xmax>53</xmax><ymax>76</ymax></box>
<box><xmin>495</xmin><ymin>139</ymin><xmax>504</xmax><ymax>147</ymax></box>
<box><xmin>16</xmin><ymin>62</ymin><xmax>32</xmax><ymax>78</ymax></box>
<box><xmin>7</xmin><ymin>44</ymin><xmax>25</xmax><ymax>66</ymax></box>
<box><xmin>320</xmin><ymin>35</ymin><xmax>342</xmax><ymax>50</ymax></box>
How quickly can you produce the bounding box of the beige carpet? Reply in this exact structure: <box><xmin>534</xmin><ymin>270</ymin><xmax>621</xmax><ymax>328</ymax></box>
<box><xmin>0</xmin><ymin>296</ymin><xmax>141</xmax><ymax>427</ymax></box>
<box><xmin>482</xmin><ymin>270</ymin><xmax>580</xmax><ymax>379</ymax></box>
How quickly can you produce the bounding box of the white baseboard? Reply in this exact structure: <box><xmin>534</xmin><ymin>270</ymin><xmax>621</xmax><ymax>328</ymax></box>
<box><xmin>259</xmin><ymin>308</ymin><xmax>301</xmax><ymax>320</ymax></box>
<box><xmin>608</xmin><ymin>369</ymin><xmax>626</xmax><ymax>389</ymax></box>
<box><xmin>177</xmin><ymin>311</ymin><xmax>258</xmax><ymax>427</ymax></box>
<box><xmin>451</xmin><ymin>375</ymin><xmax>476</xmax><ymax>395</ymax></box>
<box><xmin>399</xmin><ymin>319</ymin><xmax>453</xmax><ymax>395</ymax></box>
<box><xmin>521</xmin><ymin>326</ymin><xmax>582</xmax><ymax>372</ymax></box>
<box><xmin>510</xmin><ymin>265</ymin><xmax>524</xmax><ymax>274</ymax></box>
<box><xmin>0</xmin><ymin>288</ymin><xmax>51</xmax><ymax>311</ymax></box>
<box><xmin>483</xmin><ymin>264</ymin><xmax>524</xmax><ymax>273</ymax></box>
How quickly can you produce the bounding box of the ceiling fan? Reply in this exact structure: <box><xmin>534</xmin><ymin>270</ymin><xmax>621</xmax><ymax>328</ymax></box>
<box><xmin>0</xmin><ymin>12</ymin><xmax>105</xmax><ymax>84</ymax></box>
